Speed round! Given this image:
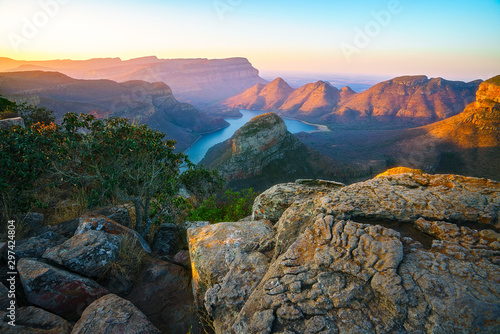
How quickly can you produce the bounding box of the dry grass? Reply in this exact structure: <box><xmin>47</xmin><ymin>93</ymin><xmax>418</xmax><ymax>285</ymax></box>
<box><xmin>101</xmin><ymin>234</ymin><xmax>149</xmax><ymax>283</ymax></box>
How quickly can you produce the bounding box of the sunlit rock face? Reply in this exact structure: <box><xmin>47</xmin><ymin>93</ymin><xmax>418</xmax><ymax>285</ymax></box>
<box><xmin>188</xmin><ymin>169</ymin><xmax>500</xmax><ymax>333</ymax></box>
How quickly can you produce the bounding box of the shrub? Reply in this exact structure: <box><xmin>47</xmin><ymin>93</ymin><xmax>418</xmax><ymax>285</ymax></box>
<box><xmin>187</xmin><ymin>188</ymin><xmax>257</xmax><ymax>223</ymax></box>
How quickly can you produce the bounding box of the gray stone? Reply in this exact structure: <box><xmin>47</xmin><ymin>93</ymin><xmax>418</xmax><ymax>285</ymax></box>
<box><xmin>0</xmin><ymin>117</ymin><xmax>24</xmax><ymax>130</ymax></box>
<box><xmin>18</xmin><ymin>258</ymin><xmax>108</xmax><ymax>321</ymax></box>
<box><xmin>152</xmin><ymin>223</ymin><xmax>182</xmax><ymax>256</ymax></box>
<box><xmin>3</xmin><ymin>231</ymin><xmax>67</xmax><ymax>260</ymax></box>
<box><xmin>71</xmin><ymin>294</ymin><xmax>161</xmax><ymax>334</ymax></box>
<box><xmin>43</xmin><ymin>230</ymin><xmax>121</xmax><ymax>278</ymax></box>
<box><xmin>0</xmin><ymin>306</ymin><xmax>72</xmax><ymax>333</ymax></box>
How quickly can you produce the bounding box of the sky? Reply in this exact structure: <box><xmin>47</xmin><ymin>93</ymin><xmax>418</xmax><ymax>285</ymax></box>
<box><xmin>0</xmin><ymin>0</ymin><xmax>499</xmax><ymax>81</ymax></box>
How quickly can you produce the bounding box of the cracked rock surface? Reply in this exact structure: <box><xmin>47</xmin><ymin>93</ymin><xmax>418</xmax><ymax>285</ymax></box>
<box><xmin>188</xmin><ymin>169</ymin><xmax>500</xmax><ymax>333</ymax></box>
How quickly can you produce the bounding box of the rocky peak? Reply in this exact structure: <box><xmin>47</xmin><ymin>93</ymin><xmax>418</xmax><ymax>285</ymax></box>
<box><xmin>232</xmin><ymin>113</ymin><xmax>287</xmax><ymax>155</ymax></box>
<box><xmin>201</xmin><ymin>113</ymin><xmax>342</xmax><ymax>190</ymax></box>
<box><xmin>390</xmin><ymin>75</ymin><xmax>429</xmax><ymax>85</ymax></box>
<box><xmin>476</xmin><ymin>75</ymin><xmax>500</xmax><ymax>108</ymax></box>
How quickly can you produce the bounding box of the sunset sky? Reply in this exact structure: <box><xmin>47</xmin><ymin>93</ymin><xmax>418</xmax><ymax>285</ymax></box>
<box><xmin>1</xmin><ymin>0</ymin><xmax>499</xmax><ymax>81</ymax></box>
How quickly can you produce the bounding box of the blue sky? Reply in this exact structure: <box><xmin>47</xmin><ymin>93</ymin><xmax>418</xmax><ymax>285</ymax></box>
<box><xmin>0</xmin><ymin>0</ymin><xmax>499</xmax><ymax>80</ymax></box>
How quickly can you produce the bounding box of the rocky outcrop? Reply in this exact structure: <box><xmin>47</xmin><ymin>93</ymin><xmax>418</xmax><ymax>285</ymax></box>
<box><xmin>0</xmin><ymin>117</ymin><xmax>24</xmax><ymax>130</ymax></box>
<box><xmin>18</xmin><ymin>258</ymin><xmax>109</xmax><ymax>321</ymax></box>
<box><xmin>0</xmin><ymin>306</ymin><xmax>72</xmax><ymax>333</ymax></box>
<box><xmin>152</xmin><ymin>223</ymin><xmax>183</xmax><ymax>256</ymax></box>
<box><xmin>252</xmin><ymin>179</ymin><xmax>344</xmax><ymax>223</ymax></box>
<box><xmin>188</xmin><ymin>169</ymin><xmax>500</xmax><ymax>333</ymax></box>
<box><xmin>201</xmin><ymin>113</ymin><xmax>346</xmax><ymax>190</ymax></box>
<box><xmin>42</xmin><ymin>230</ymin><xmax>122</xmax><ymax>278</ymax></box>
<box><xmin>476</xmin><ymin>75</ymin><xmax>500</xmax><ymax>108</ymax></box>
<box><xmin>3</xmin><ymin>231</ymin><xmax>66</xmax><ymax>260</ymax></box>
<box><xmin>75</xmin><ymin>212</ymin><xmax>151</xmax><ymax>253</ymax></box>
<box><xmin>72</xmin><ymin>294</ymin><xmax>161</xmax><ymax>334</ymax></box>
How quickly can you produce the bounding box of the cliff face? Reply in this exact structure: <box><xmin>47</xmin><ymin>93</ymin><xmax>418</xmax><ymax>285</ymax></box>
<box><xmin>200</xmin><ymin>113</ymin><xmax>346</xmax><ymax>190</ymax></box>
<box><xmin>0</xmin><ymin>57</ymin><xmax>267</xmax><ymax>104</ymax></box>
<box><xmin>224</xmin><ymin>75</ymin><xmax>481</xmax><ymax>126</ymax></box>
<box><xmin>0</xmin><ymin>71</ymin><xmax>228</xmax><ymax>150</ymax></box>
<box><xmin>188</xmin><ymin>168</ymin><xmax>500</xmax><ymax>333</ymax></box>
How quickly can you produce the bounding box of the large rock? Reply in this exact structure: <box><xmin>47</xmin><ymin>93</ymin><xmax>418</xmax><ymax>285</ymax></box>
<box><xmin>252</xmin><ymin>179</ymin><xmax>344</xmax><ymax>223</ymax></box>
<box><xmin>18</xmin><ymin>258</ymin><xmax>108</xmax><ymax>321</ymax></box>
<box><xmin>0</xmin><ymin>306</ymin><xmax>72</xmax><ymax>333</ymax></box>
<box><xmin>95</xmin><ymin>206</ymin><xmax>133</xmax><ymax>227</ymax></box>
<box><xmin>188</xmin><ymin>220</ymin><xmax>275</xmax><ymax>308</ymax></box>
<box><xmin>71</xmin><ymin>294</ymin><xmax>161</xmax><ymax>334</ymax></box>
<box><xmin>3</xmin><ymin>231</ymin><xmax>67</xmax><ymax>260</ymax></box>
<box><xmin>200</xmin><ymin>113</ymin><xmax>344</xmax><ymax>191</ymax></box>
<box><xmin>188</xmin><ymin>170</ymin><xmax>500</xmax><ymax>333</ymax></box>
<box><xmin>76</xmin><ymin>212</ymin><xmax>151</xmax><ymax>253</ymax></box>
<box><xmin>0</xmin><ymin>117</ymin><xmax>24</xmax><ymax>130</ymax></box>
<box><xmin>127</xmin><ymin>259</ymin><xmax>198</xmax><ymax>334</ymax></box>
<box><xmin>42</xmin><ymin>230</ymin><xmax>122</xmax><ymax>278</ymax></box>
<box><xmin>321</xmin><ymin>170</ymin><xmax>500</xmax><ymax>228</ymax></box>
<box><xmin>152</xmin><ymin>223</ymin><xmax>183</xmax><ymax>256</ymax></box>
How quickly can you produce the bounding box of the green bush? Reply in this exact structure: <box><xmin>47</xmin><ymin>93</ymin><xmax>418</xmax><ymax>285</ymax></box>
<box><xmin>187</xmin><ymin>188</ymin><xmax>257</xmax><ymax>223</ymax></box>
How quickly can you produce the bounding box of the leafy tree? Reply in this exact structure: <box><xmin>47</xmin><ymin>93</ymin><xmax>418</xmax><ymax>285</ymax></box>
<box><xmin>180</xmin><ymin>162</ymin><xmax>225</xmax><ymax>203</ymax></box>
<box><xmin>0</xmin><ymin>122</ymin><xmax>63</xmax><ymax>221</ymax></box>
<box><xmin>16</xmin><ymin>103</ymin><xmax>55</xmax><ymax>126</ymax></box>
<box><xmin>56</xmin><ymin>113</ymin><xmax>187</xmax><ymax>237</ymax></box>
<box><xmin>0</xmin><ymin>95</ymin><xmax>18</xmax><ymax>120</ymax></box>
<box><xmin>0</xmin><ymin>97</ymin><xmax>55</xmax><ymax>125</ymax></box>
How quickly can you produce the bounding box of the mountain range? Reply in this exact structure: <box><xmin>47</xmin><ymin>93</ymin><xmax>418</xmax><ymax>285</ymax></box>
<box><xmin>224</xmin><ymin>75</ymin><xmax>481</xmax><ymax>127</ymax></box>
<box><xmin>297</xmin><ymin>75</ymin><xmax>500</xmax><ymax>181</ymax></box>
<box><xmin>0</xmin><ymin>57</ymin><xmax>267</xmax><ymax>104</ymax></box>
<box><xmin>0</xmin><ymin>71</ymin><xmax>228</xmax><ymax>150</ymax></box>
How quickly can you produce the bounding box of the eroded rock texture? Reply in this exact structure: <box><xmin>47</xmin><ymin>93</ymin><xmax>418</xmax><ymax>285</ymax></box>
<box><xmin>188</xmin><ymin>170</ymin><xmax>500</xmax><ymax>333</ymax></box>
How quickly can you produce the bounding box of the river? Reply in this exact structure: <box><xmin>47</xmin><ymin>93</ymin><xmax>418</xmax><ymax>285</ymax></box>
<box><xmin>184</xmin><ymin>110</ymin><xmax>318</xmax><ymax>164</ymax></box>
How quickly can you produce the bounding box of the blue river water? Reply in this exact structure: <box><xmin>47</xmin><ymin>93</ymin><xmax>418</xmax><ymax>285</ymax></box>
<box><xmin>184</xmin><ymin>110</ymin><xmax>317</xmax><ymax>164</ymax></box>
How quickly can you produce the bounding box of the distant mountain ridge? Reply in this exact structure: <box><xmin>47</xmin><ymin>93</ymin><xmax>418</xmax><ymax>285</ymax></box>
<box><xmin>224</xmin><ymin>75</ymin><xmax>481</xmax><ymax>127</ymax></box>
<box><xmin>0</xmin><ymin>71</ymin><xmax>228</xmax><ymax>151</ymax></box>
<box><xmin>0</xmin><ymin>57</ymin><xmax>268</xmax><ymax>103</ymax></box>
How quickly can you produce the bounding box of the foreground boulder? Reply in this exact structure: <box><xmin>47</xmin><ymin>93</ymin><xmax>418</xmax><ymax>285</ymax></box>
<box><xmin>42</xmin><ymin>230</ymin><xmax>122</xmax><ymax>278</ymax></box>
<box><xmin>0</xmin><ymin>306</ymin><xmax>72</xmax><ymax>333</ymax></box>
<box><xmin>76</xmin><ymin>212</ymin><xmax>151</xmax><ymax>253</ymax></box>
<box><xmin>0</xmin><ymin>117</ymin><xmax>24</xmax><ymax>130</ymax></box>
<box><xmin>252</xmin><ymin>179</ymin><xmax>344</xmax><ymax>222</ymax></box>
<box><xmin>72</xmin><ymin>294</ymin><xmax>160</xmax><ymax>334</ymax></box>
<box><xmin>188</xmin><ymin>220</ymin><xmax>275</xmax><ymax>307</ymax></box>
<box><xmin>127</xmin><ymin>259</ymin><xmax>198</xmax><ymax>334</ymax></box>
<box><xmin>18</xmin><ymin>258</ymin><xmax>108</xmax><ymax>321</ymax></box>
<box><xmin>189</xmin><ymin>169</ymin><xmax>500</xmax><ymax>333</ymax></box>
